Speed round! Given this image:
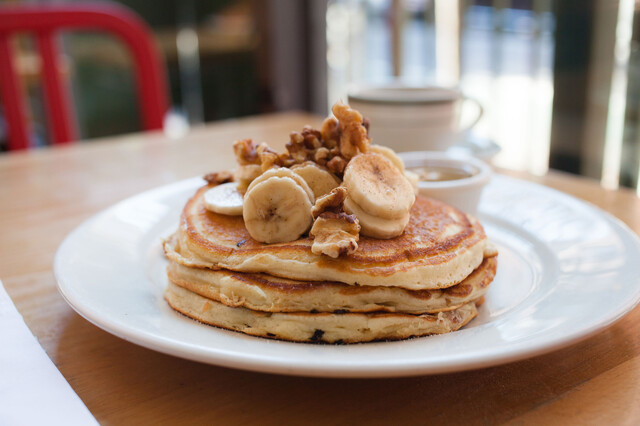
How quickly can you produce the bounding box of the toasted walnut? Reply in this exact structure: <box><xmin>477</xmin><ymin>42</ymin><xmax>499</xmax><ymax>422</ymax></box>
<box><xmin>314</xmin><ymin>147</ymin><xmax>330</xmax><ymax>165</ymax></box>
<box><xmin>279</xmin><ymin>154</ymin><xmax>296</xmax><ymax>168</ymax></box>
<box><xmin>257</xmin><ymin>142</ymin><xmax>285</xmax><ymax>171</ymax></box>
<box><xmin>283</xmin><ymin>108</ymin><xmax>371</xmax><ymax>173</ymax></box>
<box><xmin>203</xmin><ymin>170</ymin><xmax>234</xmax><ymax>185</ymax></box>
<box><xmin>233</xmin><ymin>139</ymin><xmax>260</xmax><ymax>165</ymax></box>
<box><xmin>312</xmin><ymin>187</ymin><xmax>347</xmax><ymax>218</ymax></box>
<box><xmin>326</xmin><ymin>156</ymin><xmax>348</xmax><ymax>174</ymax></box>
<box><xmin>332</xmin><ymin>101</ymin><xmax>370</xmax><ymax>160</ymax></box>
<box><xmin>286</xmin><ymin>125</ymin><xmax>339</xmax><ymax>166</ymax></box>
<box><xmin>310</xmin><ymin>212</ymin><xmax>360</xmax><ymax>258</ymax></box>
<box><xmin>309</xmin><ymin>186</ymin><xmax>359</xmax><ymax>258</ymax></box>
<box><xmin>301</xmin><ymin>126</ymin><xmax>323</xmax><ymax>149</ymax></box>
<box><xmin>286</xmin><ymin>131</ymin><xmax>309</xmax><ymax>163</ymax></box>
<box><xmin>290</xmin><ymin>132</ymin><xmax>305</xmax><ymax>145</ymax></box>
<box><xmin>320</xmin><ymin>116</ymin><xmax>340</xmax><ymax>148</ymax></box>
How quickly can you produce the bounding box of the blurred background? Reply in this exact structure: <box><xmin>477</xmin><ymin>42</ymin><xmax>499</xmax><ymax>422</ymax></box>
<box><xmin>1</xmin><ymin>0</ymin><xmax>640</xmax><ymax>194</ymax></box>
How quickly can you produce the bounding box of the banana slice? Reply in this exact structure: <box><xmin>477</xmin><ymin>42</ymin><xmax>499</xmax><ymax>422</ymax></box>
<box><xmin>343</xmin><ymin>197</ymin><xmax>409</xmax><ymax>239</ymax></box>
<box><xmin>291</xmin><ymin>162</ymin><xmax>341</xmax><ymax>199</ymax></box>
<box><xmin>369</xmin><ymin>144</ymin><xmax>405</xmax><ymax>173</ymax></box>
<box><xmin>343</xmin><ymin>153</ymin><xmax>415</xmax><ymax>220</ymax></box>
<box><xmin>246</xmin><ymin>167</ymin><xmax>315</xmax><ymax>204</ymax></box>
<box><xmin>234</xmin><ymin>164</ymin><xmax>262</xmax><ymax>191</ymax></box>
<box><xmin>203</xmin><ymin>182</ymin><xmax>244</xmax><ymax>216</ymax></box>
<box><xmin>404</xmin><ymin>170</ymin><xmax>420</xmax><ymax>195</ymax></box>
<box><xmin>243</xmin><ymin>176</ymin><xmax>314</xmax><ymax>244</ymax></box>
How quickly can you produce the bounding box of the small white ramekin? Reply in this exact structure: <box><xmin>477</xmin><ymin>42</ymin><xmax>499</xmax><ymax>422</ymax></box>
<box><xmin>398</xmin><ymin>151</ymin><xmax>492</xmax><ymax>215</ymax></box>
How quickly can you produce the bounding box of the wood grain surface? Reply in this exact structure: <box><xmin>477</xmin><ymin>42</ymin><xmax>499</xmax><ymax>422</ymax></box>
<box><xmin>1</xmin><ymin>113</ymin><xmax>639</xmax><ymax>425</ymax></box>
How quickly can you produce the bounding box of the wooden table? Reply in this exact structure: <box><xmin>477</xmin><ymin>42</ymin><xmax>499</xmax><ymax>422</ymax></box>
<box><xmin>2</xmin><ymin>113</ymin><xmax>640</xmax><ymax>425</ymax></box>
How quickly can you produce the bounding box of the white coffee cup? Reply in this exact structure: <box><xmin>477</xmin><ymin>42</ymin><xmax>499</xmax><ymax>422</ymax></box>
<box><xmin>347</xmin><ymin>84</ymin><xmax>483</xmax><ymax>152</ymax></box>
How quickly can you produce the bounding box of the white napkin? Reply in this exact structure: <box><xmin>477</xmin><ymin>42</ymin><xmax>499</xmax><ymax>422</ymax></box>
<box><xmin>0</xmin><ymin>279</ymin><xmax>98</xmax><ymax>426</ymax></box>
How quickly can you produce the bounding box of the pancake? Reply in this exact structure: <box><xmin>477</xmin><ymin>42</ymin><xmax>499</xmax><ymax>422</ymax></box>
<box><xmin>175</xmin><ymin>185</ymin><xmax>488</xmax><ymax>290</ymax></box>
<box><xmin>164</xmin><ymin>233</ymin><xmax>497</xmax><ymax>314</ymax></box>
<box><xmin>164</xmin><ymin>282</ymin><xmax>479</xmax><ymax>343</ymax></box>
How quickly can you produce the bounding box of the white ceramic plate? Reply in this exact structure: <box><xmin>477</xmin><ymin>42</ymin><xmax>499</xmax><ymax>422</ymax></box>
<box><xmin>54</xmin><ymin>176</ymin><xmax>640</xmax><ymax>378</ymax></box>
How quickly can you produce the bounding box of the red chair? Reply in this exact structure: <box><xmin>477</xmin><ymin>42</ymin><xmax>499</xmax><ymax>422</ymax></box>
<box><xmin>0</xmin><ymin>4</ymin><xmax>169</xmax><ymax>150</ymax></box>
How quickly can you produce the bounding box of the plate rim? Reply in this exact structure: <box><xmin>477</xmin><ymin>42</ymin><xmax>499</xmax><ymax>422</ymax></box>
<box><xmin>53</xmin><ymin>175</ymin><xmax>640</xmax><ymax>378</ymax></box>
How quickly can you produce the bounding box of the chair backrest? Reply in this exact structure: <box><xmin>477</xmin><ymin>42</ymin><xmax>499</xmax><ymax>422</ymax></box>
<box><xmin>0</xmin><ymin>4</ymin><xmax>169</xmax><ymax>150</ymax></box>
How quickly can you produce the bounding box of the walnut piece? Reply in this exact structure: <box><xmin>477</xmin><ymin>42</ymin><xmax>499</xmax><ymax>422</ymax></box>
<box><xmin>314</xmin><ymin>147</ymin><xmax>330</xmax><ymax>165</ymax></box>
<box><xmin>326</xmin><ymin>156</ymin><xmax>348</xmax><ymax>175</ymax></box>
<box><xmin>320</xmin><ymin>116</ymin><xmax>340</xmax><ymax>148</ymax></box>
<box><xmin>285</xmin><ymin>126</ymin><xmax>324</xmax><ymax>163</ymax></box>
<box><xmin>233</xmin><ymin>139</ymin><xmax>260</xmax><ymax>165</ymax></box>
<box><xmin>285</xmin><ymin>123</ymin><xmax>348</xmax><ymax>174</ymax></box>
<box><xmin>285</xmin><ymin>131</ymin><xmax>310</xmax><ymax>163</ymax></box>
<box><xmin>310</xmin><ymin>212</ymin><xmax>360</xmax><ymax>258</ymax></box>
<box><xmin>331</xmin><ymin>101</ymin><xmax>370</xmax><ymax>160</ymax></box>
<box><xmin>230</xmin><ymin>102</ymin><xmax>371</xmax><ymax>190</ymax></box>
<box><xmin>301</xmin><ymin>126</ymin><xmax>323</xmax><ymax>149</ymax></box>
<box><xmin>309</xmin><ymin>187</ymin><xmax>360</xmax><ymax>258</ymax></box>
<box><xmin>279</xmin><ymin>102</ymin><xmax>372</xmax><ymax>178</ymax></box>
<box><xmin>257</xmin><ymin>142</ymin><xmax>285</xmax><ymax>171</ymax></box>
<box><xmin>312</xmin><ymin>186</ymin><xmax>347</xmax><ymax>218</ymax></box>
<box><xmin>203</xmin><ymin>170</ymin><xmax>234</xmax><ymax>185</ymax></box>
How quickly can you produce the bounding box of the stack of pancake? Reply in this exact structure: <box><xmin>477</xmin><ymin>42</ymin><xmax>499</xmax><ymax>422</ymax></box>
<box><xmin>164</xmin><ymin>185</ymin><xmax>497</xmax><ymax>343</ymax></box>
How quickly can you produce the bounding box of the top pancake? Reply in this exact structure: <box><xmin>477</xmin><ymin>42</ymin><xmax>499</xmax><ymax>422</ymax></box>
<box><xmin>176</xmin><ymin>185</ymin><xmax>488</xmax><ymax>290</ymax></box>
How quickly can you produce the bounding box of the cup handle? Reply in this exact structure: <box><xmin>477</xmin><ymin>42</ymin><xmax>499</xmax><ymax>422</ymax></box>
<box><xmin>458</xmin><ymin>96</ymin><xmax>484</xmax><ymax>134</ymax></box>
